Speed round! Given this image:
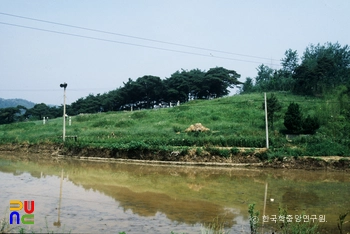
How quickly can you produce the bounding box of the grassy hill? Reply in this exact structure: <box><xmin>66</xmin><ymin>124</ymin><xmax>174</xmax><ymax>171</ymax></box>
<box><xmin>1</xmin><ymin>92</ymin><xmax>349</xmax><ymax>158</ymax></box>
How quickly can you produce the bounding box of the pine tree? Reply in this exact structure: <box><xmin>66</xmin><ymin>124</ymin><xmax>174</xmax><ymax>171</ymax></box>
<box><xmin>263</xmin><ymin>93</ymin><xmax>282</xmax><ymax>129</ymax></box>
<box><xmin>284</xmin><ymin>102</ymin><xmax>303</xmax><ymax>133</ymax></box>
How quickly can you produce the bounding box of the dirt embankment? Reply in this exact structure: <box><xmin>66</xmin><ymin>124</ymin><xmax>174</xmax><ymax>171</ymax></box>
<box><xmin>0</xmin><ymin>143</ymin><xmax>349</xmax><ymax>170</ymax></box>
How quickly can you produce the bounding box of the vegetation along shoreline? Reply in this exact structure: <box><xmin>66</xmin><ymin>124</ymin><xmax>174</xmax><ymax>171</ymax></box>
<box><xmin>0</xmin><ymin>142</ymin><xmax>349</xmax><ymax>171</ymax></box>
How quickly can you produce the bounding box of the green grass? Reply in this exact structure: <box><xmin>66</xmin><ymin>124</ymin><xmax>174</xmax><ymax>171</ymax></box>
<box><xmin>0</xmin><ymin>92</ymin><xmax>350</xmax><ymax>157</ymax></box>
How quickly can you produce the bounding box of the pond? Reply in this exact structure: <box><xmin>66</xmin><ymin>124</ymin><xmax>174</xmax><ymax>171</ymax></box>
<box><xmin>0</xmin><ymin>153</ymin><xmax>349</xmax><ymax>233</ymax></box>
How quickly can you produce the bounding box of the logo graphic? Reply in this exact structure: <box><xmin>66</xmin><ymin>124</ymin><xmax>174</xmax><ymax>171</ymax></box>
<box><xmin>9</xmin><ymin>200</ymin><xmax>35</xmax><ymax>225</ymax></box>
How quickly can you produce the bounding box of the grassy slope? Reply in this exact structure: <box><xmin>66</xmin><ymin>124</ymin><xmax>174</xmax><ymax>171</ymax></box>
<box><xmin>0</xmin><ymin>92</ymin><xmax>349</xmax><ymax>157</ymax></box>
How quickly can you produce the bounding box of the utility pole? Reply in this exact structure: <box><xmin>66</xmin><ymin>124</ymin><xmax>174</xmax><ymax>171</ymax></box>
<box><xmin>60</xmin><ymin>83</ymin><xmax>67</xmax><ymax>142</ymax></box>
<box><xmin>264</xmin><ymin>92</ymin><xmax>269</xmax><ymax>149</ymax></box>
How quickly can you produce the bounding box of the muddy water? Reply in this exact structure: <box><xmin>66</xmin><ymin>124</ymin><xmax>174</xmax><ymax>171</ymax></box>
<box><xmin>0</xmin><ymin>153</ymin><xmax>349</xmax><ymax>233</ymax></box>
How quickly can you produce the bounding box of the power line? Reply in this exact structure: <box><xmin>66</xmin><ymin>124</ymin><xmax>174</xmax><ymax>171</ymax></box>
<box><xmin>0</xmin><ymin>21</ymin><xmax>282</xmax><ymax>66</ymax></box>
<box><xmin>0</xmin><ymin>12</ymin><xmax>281</xmax><ymax>62</ymax></box>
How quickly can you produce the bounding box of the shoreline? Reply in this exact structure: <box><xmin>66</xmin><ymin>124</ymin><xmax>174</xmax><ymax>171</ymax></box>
<box><xmin>0</xmin><ymin>143</ymin><xmax>349</xmax><ymax>171</ymax></box>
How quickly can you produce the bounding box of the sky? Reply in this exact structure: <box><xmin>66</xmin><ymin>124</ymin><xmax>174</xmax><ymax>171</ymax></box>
<box><xmin>1</xmin><ymin>0</ymin><xmax>349</xmax><ymax>105</ymax></box>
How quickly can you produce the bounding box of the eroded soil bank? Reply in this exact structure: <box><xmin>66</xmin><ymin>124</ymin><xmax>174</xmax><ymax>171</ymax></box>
<box><xmin>0</xmin><ymin>143</ymin><xmax>349</xmax><ymax>170</ymax></box>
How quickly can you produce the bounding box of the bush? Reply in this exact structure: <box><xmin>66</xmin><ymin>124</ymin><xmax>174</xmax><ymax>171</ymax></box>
<box><xmin>302</xmin><ymin>115</ymin><xmax>320</xmax><ymax>134</ymax></box>
<box><xmin>172</xmin><ymin>125</ymin><xmax>182</xmax><ymax>133</ymax></box>
<box><xmin>230</xmin><ymin>147</ymin><xmax>240</xmax><ymax>155</ymax></box>
<box><xmin>205</xmin><ymin>147</ymin><xmax>230</xmax><ymax>158</ymax></box>
<box><xmin>284</xmin><ymin>102</ymin><xmax>303</xmax><ymax>133</ymax></box>
<box><xmin>196</xmin><ymin>147</ymin><xmax>203</xmax><ymax>156</ymax></box>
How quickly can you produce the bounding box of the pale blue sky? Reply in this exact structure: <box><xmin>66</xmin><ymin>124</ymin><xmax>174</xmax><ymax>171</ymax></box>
<box><xmin>1</xmin><ymin>0</ymin><xmax>349</xmax><ymax>105</ymax></box>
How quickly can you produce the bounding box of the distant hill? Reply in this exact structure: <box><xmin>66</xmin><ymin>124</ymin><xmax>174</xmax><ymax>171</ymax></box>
<box><xmin>0</xmin><ymin>98</ymin><xmax>36</xmax><ymax>109</ymax></box>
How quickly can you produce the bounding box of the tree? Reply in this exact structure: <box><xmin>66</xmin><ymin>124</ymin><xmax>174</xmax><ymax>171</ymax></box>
<box><xmin>241</xmin><ymin>77</ymin><xmax>255</xmax><ymax>93</ymax></box>
<box><xmin>338</xmin><ymin>85</ymin><xmax>350</xmax><ymax>120</ymax></box>
<box><xmin>25</xmin><ymin>103</ymin><xmax>52</xmax><ymax>120</ymax></box>
<box><xmin>134</xmin><ymin>75</ymin><xmax>164</xmax><ymax>108</ymax></box>
<box><xmin>284</xmin><ymin>102</ymin><xmax>303</xmax><ymax>133</ymax></box>
<box><xmin>293</xmin><ymin>42</ymin><xmax>350</xmax><ymax>96</ymax></box>
<box><xmin>254</xmin><ymin>64</ymin><xmax>274</xmax><ymax>91</ymax></box>
<box><xmin>164</xmin><ymin>70</ymin><xmax>192</xmax><ymax>102</ymax></box>
<box><xmin>204</xmin><ymin>67</ymin><xmax>242</xmax><ymax>98</ymax></box>
<box><xmin>263</xmin><ymin>93</ymin><xmax>282</xmax><ymax>129</ymax></box>
<box><xmin>302</xmin><ymin>115</ymin><xmax>320</xmax><ymax>134</ymax></box>
<box><xmin>281</xmin><ymin>49</ymin><xmax>299</xmax><ymax>76</ymax></box>
<box><xmin>0</xmin><ymin>107</ymin><xmax>21</xmax><ymax>124</ymax></box>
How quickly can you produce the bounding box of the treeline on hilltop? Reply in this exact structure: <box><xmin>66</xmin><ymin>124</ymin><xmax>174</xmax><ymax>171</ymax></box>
<box><xmin>241</xmin><ymin>42</ymin><xmax>350</xmax><ymax>96</ymax></box>
<box><xmin>1</xmin><ymin>42</ymin><xmax>350</xmax><ymax>125</ymax></box>
<box><xmin>0</xmin><ymin>67</ymin><xmax>242</xmax><ymax>124</ymax></box>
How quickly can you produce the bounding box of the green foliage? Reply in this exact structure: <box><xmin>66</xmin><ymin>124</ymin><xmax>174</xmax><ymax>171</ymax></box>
<box><xmin>284</xmin><ymin>102</ymin><xmax>303</xmax><ymax>133</ymax></box>
<box><xmin>210</xmin><ymin>115</ymin><xmax>220</xmax><ymax>121</ymax></box>
<box><xmin>195</xmin><ymin>147</ymin><xmax>203</xmax><ymax>156</ymax></box>
<box><xmin>302</xmin><ymin>115</ymin><xmax>320</xmax><ymax>134</ymax></box>
<box><xmin>263</xmin><ymin>93</ymin><xmax>282</xmax><ymax>129</ymax></box>
<box><xmin>305</xmin><ymin>140</ymin><xmax>350</xmax><ymax>156</ymax></box>
<box><xmin>1</xmin><ymin>92</ymin><xmax>349</xmax><ymax>156</ymax></box>
<box><xmin>91</xmin><ymin>119</ymin><xmax>114</xmax><ymax>128</ymax></box>
<box><xmin>281</xmin><ymin>49</ymin><xmax>299</xmax><ymax>75</ymax></box>
<box><xmin>75</xmin><ymin>114</ymin><xmax>99</xmax><ymax>122</ymax></box>
<box><xmin>115</xmin><ymin>119</ymin><xmax>134</xmax><ymax>127</ymax></box>
<box><xmin>293</xmin><ymin>42</ymin><xmax>350</xmax><ymax>96</ymax></box>
<box><xmin>248</xmin><ymin>203</ymin><xmax>259</xmax><ymax>234</ymax></box>
<box><xmin>131</xmin><ymin>111</ymin><xmax>148</xmax><ymax>119</ymax></box>
<box><xmin>255</xmin><ymin>150</ymin><xmax>268</xmax><ymax>160</ymax></box>
<box><xmin>0</xmin><ymin>106</ymin><xmax>22</xmax><ymax>124</ymax></box>
<box><xmin>230</xmin><ymin>147</ymin><xmax>240</xmax><ymax>155</ymax></box>
<box><xmin>241</xmin><ymin>77</ymin><xmax>255</xmax><ymax>93</ymax></box>
<box><xmin>202</xmin><ymin>216</ymin><xmax>229</xmax><ymax>234</ymax></box>
<box><xmin>337</xmin><ymin>211</ymin><xmax>349</xmax><ymax>234</ymax></box>
<box><xmin>277</xmin><ymin>206</ymin><xmax>319</xmax><ymax>234</ymax></box>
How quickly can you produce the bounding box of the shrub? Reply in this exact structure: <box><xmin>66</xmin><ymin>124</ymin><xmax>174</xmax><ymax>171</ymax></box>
<box><xmin>302</xmin><ymin>115</ymin><xmax>320</xmax><ymax>134</ymax></box>
<box><xmin>284</xmin><ymin>102</ymin><xmax>303</xmax><ymax>133</ymax></box>
<box><xmin>172</xmin><ymin>125</ymin><xmax>182</xmax><ymax>133</ymax></box>
<box><xmin>211</xmin><ymin>115</ymin><xmax>220</xmax><ymax>121</ymax></box>
<box><xmin>127</xmin><ymin>141</ymin><xmax>150</xmax><ymax>150</ymax></box>
<box><xmin>230</xmin><ymin>147</ymin><xmax>240</xmax><ymax>155</ymax></box>
<box><xmin>205</xmin><ymin>147</ymin><xmax>230</xmax><ymax>158</ymax></box>
<box><xmin>196</xmin><ymin>147</ymin><xmax>203</xmax><ymax>156</ymax></box>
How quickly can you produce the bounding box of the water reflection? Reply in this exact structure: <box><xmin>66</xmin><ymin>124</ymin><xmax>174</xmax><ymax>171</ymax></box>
<box><xmin>0</xmin><ymin>153</ymin><xmax>349</xmax><ymax>233</ymax></box>
<box><xmin>53</xmin><ymin>169</ymin><xmax>64</xmax><ymax>227</ymax></box>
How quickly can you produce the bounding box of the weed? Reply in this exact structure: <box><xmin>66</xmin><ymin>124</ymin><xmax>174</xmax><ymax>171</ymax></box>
<box><xmin>196</xmin><ymin>147</ymin><xmax>203</xmax><ymax>156</ymax></box>
<box><xmin>277</xmin><ymin>206</ymin><xmax>319</xmax><ymax>234</ymax></box>
<box><xmin>131</xmin><ymin>111</ymin><xmax>148</xmax><ymax>119</ymax></box>
<box><xmin>211</xmin><ymin>115</ymin><xmax>220</xmax><ymax>121</ymax></box>
<box><xmin>248</xmin><ymin>203</ymin><xmax>259</xmax><ymax>234</ymax></box>
<box><xmin>201</xmin><ymin>216</ymin><xmax>228</xmax><ymax>234</ymax></box>
<box><xmin>337</xmin><ymin>211</ymin><xmax>349</xmax><ymax>234</ymax></box>
<box><xmin>230</xmin><ymin>147</ymin><xmax>240</xmax><ymax>155</ymax></box>
<box><xmin>115</xmin><ymin>120</ymin><xmax>134</xmax><ymax>127</ymax></box>
<box><xmin>172</xmin><ymin>125</ymin><xmax>182</xmax><ymax>133</ymax></box>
